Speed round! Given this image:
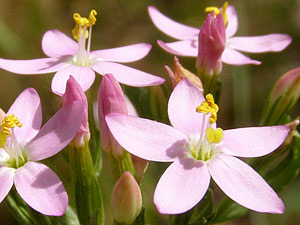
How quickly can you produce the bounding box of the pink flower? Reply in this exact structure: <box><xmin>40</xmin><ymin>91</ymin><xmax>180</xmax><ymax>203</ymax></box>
<box><xmin>0</xmin><ymin>88</ymin><xmax>84</xmax><ymax>216</ymax></box>
<box><xmin>148</xmin><ymin>4</ymin><xmax>291</xmax><ymax>65</ymax></box>
<box><xmin>105</xmin><ymin>79</ymin><xmax>289</xmax><ymax>214</ymax></box>
<box><xmin>0</xmin><ymin>10</ymin><xmax>164</xmax><ymax>95</ymax></box>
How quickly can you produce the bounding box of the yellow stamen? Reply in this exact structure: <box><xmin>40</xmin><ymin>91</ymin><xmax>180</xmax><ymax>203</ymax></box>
<box><xmin>205</xmin><ymin>2</ymin><xmax>228</xmax><ymax>27</ymax></box>
<box><xmin>196</xmin><ymin>94</ymin><xmax>219</xmax><ymax>124</ymax></box>
<box><xmin>72</xmin><ymin>9</ymin><xmax>98</xmax><ymax>41</ymax></box>
<box><xmin>206</xmin><ymin>127</ymin><xmax>224</xmax><ymax>143</ymax></box>
<box><xmin>1</xmin><ymin>114</ymin><xmax>22</xmax><ymax>137</ymax></box>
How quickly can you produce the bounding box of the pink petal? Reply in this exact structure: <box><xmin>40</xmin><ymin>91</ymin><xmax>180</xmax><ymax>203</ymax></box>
<box><xmin>157</xmin><ymin>40</ymin><xmax>198</xmax><ymax>57</ymax></box>
<box><xmin>225</xmin><ymin>5</ymin><xmax>238</xmax><ymax>38</ymax></box>
<box><xmin>154</xmin><ymin>159</ymin><xmax>210</xmax><ymax>214</ymax></box>
<box><xmin>92</xmin><ymin>62</ymin><xmax>165</xmax><ymax>87</ymax></box>
<box><xmin>51</xmin><ymin>65</ymin><xmax>95</xmax><ymax>95</ymax></box>
<box><xmin>42</xmin><ymin>30</ymin><xmax>78</xmax><ymax>58</ymax></box>
<box><xmin>90</xmin><ymin>43</ymin><xmax>152</xmax><ymax>63</ymax></box>
<box><xmin>105</xmin><ymin>113</ymin><xmax>188</xmax><ymax>162</ymax></box>
<box><xmin>148</xmin><ymin>6</ymin><xmax>199</xmax><ymax>40</ymax></box>
<box><xmin>168</xmin><ymin>79</ymin><xmax>205</xmax><ymax>136</ymax></box>
<box><xmin>222</xmin><ymin>47</ymin><xmax>261</xmax><ymax>65</ymax></box>
<box><xmin>208</xmin><ymin>154</ymin><xmax>284</xmax><ymax>213</ymax></box>
<box><xmin>0</xmin><ymin>167</ymin><xmax>15</xmax><ymax>203</ymax></box>
<box><xmin>26</xmin><ymin>101</ymin><xmax>84</xmax><ymax>161</ymax></box>
<box><xmin>14</xmin><ymin>162</ymin><xmax>68</xmax><ymax>216</ymax></box>
<box><xmin>222</xmin><ymin>125</ymin><xmax>289</xmax><ymax>157</ymax></box>
<box><xmin>227</xmin><ymin>34</ymin><xmax>292</xmax><ymax>53</ymax></box>
<box><xmin>7</xmin><ymin>88</ymin><xmax>42</xmax><ymax>143</ymax></box>
<box><xmin>0</xmin><ymin>58</ymin><xmax>67</xmax><ymax>74</ymax></box>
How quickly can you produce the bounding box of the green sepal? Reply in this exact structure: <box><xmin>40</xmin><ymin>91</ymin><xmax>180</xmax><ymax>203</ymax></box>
<box><xmin>110</xmin><ymin>150</ymin><xmax>135</xmax><ymax>182</ymax></box>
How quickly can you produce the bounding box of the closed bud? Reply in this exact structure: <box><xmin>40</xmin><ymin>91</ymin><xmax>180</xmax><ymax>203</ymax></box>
<box><xmin>131</xmin><ymin>155</ymin><xmax>148</xmax><ymax>183</ymax></box>
<box><xmin>111</xmin><ymin>171</ymin><xmax>142</xmax><ymax>224</ymax></box>
<box><xmin>60</xmin><ymin>76</ymin><xmax>89</xmax><ymax>146</ymax></box>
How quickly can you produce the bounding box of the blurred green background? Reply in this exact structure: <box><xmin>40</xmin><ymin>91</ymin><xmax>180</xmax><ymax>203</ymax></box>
<box><xmin>0</xmin><ymin>0</ymin><xmax>300</xmax><ymax>224</ymax></box>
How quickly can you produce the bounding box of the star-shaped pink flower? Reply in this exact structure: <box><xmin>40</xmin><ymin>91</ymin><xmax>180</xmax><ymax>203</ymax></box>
<box><xmin>149</xmin><ymin>4</ymin><xmax>291</xmax><ymax>65</ymax></box>
<box><xmin>0</xmin><ymin>88</ymin><xmax>84</xmax><ymax>215</ymax></box>
<box><xmin>0</xmin><ymin>29</ymin><xmax>165</xmax><ymax>95</ymax></box>
<box><xmin>105</xmin><ymin>78</ymin><xmax>289</xmax><ymax>214</ymax></box>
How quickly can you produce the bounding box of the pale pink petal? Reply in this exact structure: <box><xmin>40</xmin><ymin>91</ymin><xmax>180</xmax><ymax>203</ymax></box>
<box><xmin>0</xmin><ymin>167</ymin><xmax>15</xmax><ymax>203</ymax></box>
<box><xmin>157</xmin><ymin>40</ymin><xmax>198</xmax><ymax>57</ymax></box>
<box><xmin>168</xmin><ymin>79</ymin><xmax>205</xmax><ymax>136</ymax></box>
<box><xmin>92</xmin><ymin>62</ymin><xmax>165</xmax><ymax>87</ymax></box>
<box><xmin>7</xmin><ymin>88</ymin><xmax>42</xmax><ymax>143</ymax></box>
<box><xmin>208</xmin><ymin>154</ymin><xmax>284</xmax><ymax>213</ymax></box>
<box><xmin>42</xmin><ymin>30</ymin><xmax>78</xmax><ymax>58</ymax></box>
<box><xmin>148</xmin><ymin>6</ymin><xmax>199</xmax><ymax>40</ymax></box>
<box><xmin>124</xmin><ymin>95</ymin><xmax>138</xmax><ymax>117</ymax></box>
<box><xmin>14</xmin><ymin>162</ymin><xmax>68</xmax><ymax>216</ymax></box>
<box><xmin>222</xmin><ymin>125</ymin><xmax>289</xmax><ymax>157</ymax></box>
<box><xmin>0</xmin><ymin>58</ymin><xmax>67</xmax><ymax>74</ymax></box>
<box><xmin>225</xmin><ymin>5</ymin><xmax>238</xmax><ymax>38</ymax></box>
<box><xmin>227</xmin><ymin>34</ymin><xmax>292</xmax><ymax>53</ymax></box>
<box><xmin>222</xmin><ymin>47</ymin><xmax>261</xmax><ymax>65</ymax></box>
<box><xmin>154</xmin><ymin>159</ymin><xmax>210</xmax><ymax>214</ymax></box>
<box><xmin>26</xmin><ymin>101</ymin><xmax>84</xmax><ymax>161</ymax></box>
<box><xmin>51</xmin><ymin>65</ymin><xmax>95</xmax><ymax>95</ymax></box>
<box><xmin>105</xmin><ymin>113</ymin><xmax>188</xmax><ymax>162</ymax></box>
<box><xmin>91</xmin><ymin>43</ymin><xmax>151</xmax><ymax>63</ymax></box>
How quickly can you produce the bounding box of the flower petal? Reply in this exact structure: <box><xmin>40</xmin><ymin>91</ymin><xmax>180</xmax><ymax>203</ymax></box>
<box><xmin>91</xmin><ymin>43</ymin><xmax>151</xmax><ymax>63</ymax></box>
<box><xmin>42</xmin><ymin>30</ymin><xmax>78</xmax><ymax>58</ymax></box>
<box><xmin>92</xmin><ymin>62</ymin><xmax>165</xmax><ymax>87</ymax></box>
<box><xmin>148</xmin><ymin>6</ymin><xmax>199</xmax><ymax>40</ymax></box>
<box><xmin>154</xmin><ymin>159</ymin><xmax>210</xmax><ymax>214</ymax></box>
<box><xmin>26</xmin><ymin>101</ymin><xmax>84</xmax><ymax>161</ymax></box>
<box><xmin>168</xmin><ymin>79</ymin><xmax>205</xmax><ymax>136</ymax></box>
<box><xmin>14</xmin><ymin>162</ymin><xmax>68</xmax><ymax>216</ymax></box>
<box><xmin>7</xmin><ymin>88</ymin><xmax>42</xmax><ymax>143</ymax></box>
<box><xmin>105</xmin><ymin>113</ymin><xmax>188</xmax><ymax>162</ymax></box>
<box><xmin>0</xmin><ymin>58</ymin><xmax>66</xmax><ymax>74</ymax></box>
<box><xmin>51</xmin><ymin>65</ymin><xmax>95</xmax><ymax>95</ymax></box>
<box><xmin>157</xmin><ymin>40</ymin><xmax>198</xmax><ymax>57</ymax></box>
<box><xmin>222</xmin><ymin>125</ymin><xmax>289</xmax><ymax>157</ymax></box>
<box><xmin>227</xmin><ymin>34</ymin><xmax>292</xmax><ymax>53</ymax></box>
<box><xmin>225</xmin><ymin>5</ymin><xmax>238</xmax><ymax>38</ymax></box>
<box><xmin>222</xmin><ymin>47</ymin><xmax>261</xmax><ymax>65</ymax></box>
<box><xmin>208</xmin><ymin>154</ymin><xmax>284</xmax><ymax>213</ymax></box>
<box><xmin>0</xmin><ymin>167</ymin><xmax>15</xmax><ymax>203</ymax></box>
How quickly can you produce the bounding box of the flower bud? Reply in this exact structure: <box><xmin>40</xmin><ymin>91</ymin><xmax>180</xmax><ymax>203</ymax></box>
<box><xmin>197</xmin><ymin>12</ymin><xmax>226</xmax><ymax>76</ymax></box>
<box><xmin>165</xmin><ymin>56</ymin><xmax>203</xmax><ymax>91</ymax></box>
<box><xmin>111</xmin><ymin>171</ymin><xmax>142</xmax><ymax>224</ymax></box>
<box><xmin>261</xmin><ymin>67</ymin><xmax>300</xmax><ymax>125</ymax></box>
<box><xmin>98</xmin><ymin>73</ymin><xmax>128</xmax><ymax>157</ymax></box>
<box><xmin>60</xmin><ymin>76</ymin><xmax>89</xmax><ymax>146</ymax></box>
<box><xmin>131</xmin><ymin>155</ymin><xmax>148</xmax><ymax>183</ymax></box>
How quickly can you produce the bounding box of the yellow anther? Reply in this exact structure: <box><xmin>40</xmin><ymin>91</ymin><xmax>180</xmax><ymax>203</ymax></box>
<box><xmin>205</xmin><ymin>2</ymin><xmax>228</xmax><ymax>27</ymax></box>
<box><xmin>0</xmin><ymin>131</ymin><xmax>6</xmax><ymax>148</ymax></box>
<box><xmin>0</xmin><ymin>114</ymin><xmax>22</xmax><ymax>137</ymax></box>
<box><xmin>72</xmin><ymin>10</ymin><xmax>98</xmax><ymax>41</ymax></box>
<box><xmin>196</xmin><ymin>94</ymin><xmax>219</xmax><ymax>124</ymax></box>
<box><xmin>206</xmin><ymin>127</ymin><xmax>224</xmax><ymax>144</ymax></box>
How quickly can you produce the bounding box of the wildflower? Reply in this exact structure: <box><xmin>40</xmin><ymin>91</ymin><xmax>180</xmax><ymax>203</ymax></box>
<box><xmin>148</xmin><ymin>3</ymin><xmax>291</xmax><ymax>65</ymax></box>
<box><xmin>0</xmin><ymin>88</ymin><xmax>84</xmax><ymax>215</ymax></box>
<box><xmin>106</xmin><ymin>79</ymin><xmax>289</xmax><ymax>214</ymax></box>
<box><xmin>0</xmin><ymin>10</ymin><xmax>165</xmax><ymax>95</ymax></box>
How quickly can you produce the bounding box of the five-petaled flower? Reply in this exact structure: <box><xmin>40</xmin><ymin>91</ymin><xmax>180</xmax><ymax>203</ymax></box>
<box><xmin>0</xmin><ymin>10</ymin><xmax>165</xmax><ymax>95</ymax></box>
<box><xmin>148</xmin><ymin>3</ymin><xmax>291</xmax><ymax>66</ymax></box>
<box><xmin>105</xmin><ymin>78</ymin><xmax>289</xmax><ymax>214</ymax></box>
<box><xmin>0</xmin><ymin>88</ymin><xmax>84</xmax><ymax>216</ymax></box>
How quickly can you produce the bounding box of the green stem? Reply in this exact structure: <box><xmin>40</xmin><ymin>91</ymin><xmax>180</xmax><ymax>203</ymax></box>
<box><xmin>110</xmin><ymin>151</ymin><xmax>135</xmax><ymax>182</ymax></box>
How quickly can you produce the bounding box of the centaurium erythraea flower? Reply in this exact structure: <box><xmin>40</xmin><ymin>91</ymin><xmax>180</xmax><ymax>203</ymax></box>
<box><xmin>0</xmin><ymin>10</ymin><xmax>165</xmax><ymax>95</ymax></box>
<box><xmin>105</xmin><ymin>78</ymin><xmax>289</xmax><ymax>214</ymax></box>
<box><xmin>148</xmin><ymin>3</ymin><xmax>291</xmax><ymax>65</ymax></box>
<box><xmin>0</xmin><ymin>88</ymin><xmax>84</xmax><ymax>216</ymax></box>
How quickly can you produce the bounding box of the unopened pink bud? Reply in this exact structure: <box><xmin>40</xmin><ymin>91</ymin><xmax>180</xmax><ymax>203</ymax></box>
<box><xmin>165</xmin><ymin>57</ymin><xmax>203</xmax><ymax>90</ymax></box>
<box><xmin>197</xmin><ymin>12</ymin><xmax>226</xmax><ymax>76</ymax></box>
<box><xmin>111</xmin><ymin>171</ymin><xmax>142</xmax><ymax>224</ymax></box>
<box><xmin>60</xmin><ymin>76</ymin><xmax>89</xmax><ymax>146</ymax></box>
<box><xmin>98</xmin><ymin>73</ymin><xmax>128</xmax><ymax>157</ymax></box>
